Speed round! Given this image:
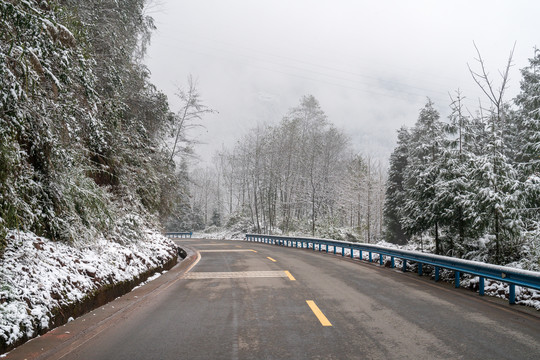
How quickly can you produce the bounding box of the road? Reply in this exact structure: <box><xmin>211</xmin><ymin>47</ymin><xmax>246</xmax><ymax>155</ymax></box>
<box><xmin>6</xmin><ymin>239</ymin><xmax>540</xmax><ymax>359</ymax></box>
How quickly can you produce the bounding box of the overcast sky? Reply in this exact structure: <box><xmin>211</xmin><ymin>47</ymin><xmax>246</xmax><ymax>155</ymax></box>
<box><xmin>145</xmin><ymin>0</ymin><xmax>540</xmax><ymax>165</ymax></box>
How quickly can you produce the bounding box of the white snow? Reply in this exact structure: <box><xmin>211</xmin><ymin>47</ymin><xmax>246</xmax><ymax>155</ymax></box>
<box><xmin>0</xmin><ymin>229</ymin><xmax>176</xmax><ymax>351</ymax></box>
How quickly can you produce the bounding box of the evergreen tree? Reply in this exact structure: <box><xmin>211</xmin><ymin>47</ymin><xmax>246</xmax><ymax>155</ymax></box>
<box><xmin>383</xmin><ymin>127</ymin><xmax>410</xmax><ymax>245</ymax></box>
<box><xmin>435</xmin><ymin>92</ymin><xmax>480</xmax><ymax>256</ymax></box>
<box><xmin>514</xmin><ymin>49</ymin><xmax>540</xmax><ymax>238</ymax></box>
<box><xmin>402</xmin><ymin>100</ymin><xmax>446</xmax><ymax>253</ymax></box>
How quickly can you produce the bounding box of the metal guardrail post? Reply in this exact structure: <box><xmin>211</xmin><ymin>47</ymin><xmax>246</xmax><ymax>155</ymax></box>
<box><xmin>509</xmin><ymin>284</ymin><xmax>516</xmax><ymax>304</ymax></box>
<box><xmin>479</xmin><ymin>277</ymin><xmax>485</xmax><ymax>296</ymax></box>
<box><xmin>369</xmin><ymin>252</ymin><xmax>372</xmax><ymax>262</ymax></box>
<box><xmin>435</xmin><ymin>266</ymin><xmax>440</xmax><ymax>281</ymax></box>
<box><xmin>380</xmin><ymin>254</ymin><xmax>384</xmax><ymax>266</ymax></box>
<box><xmin>402</xmin><ymin>259</ymin><xmax>407</xmax><ymax>272</ymax></box>
<box><xmin>418</xmin><ymin>263</ymin><xmax>423</xmax><ymax>276</ymax></box>
<box><xmin>455</xmin><ymin>271</ymin><xmax>461</xmax><ymax>288</ymax></box>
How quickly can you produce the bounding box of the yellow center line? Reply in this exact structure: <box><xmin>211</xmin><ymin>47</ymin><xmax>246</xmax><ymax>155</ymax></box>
<box><xmin>267</xmin><ymin>257</ymin><xmax>277</xmax><ymax>262</ymax></box>
<box><xmin>250</xmin><ymin>249</ymin><xmax>258</xmax><ymax>253</ymax></box>
<box><xmin>306</xmin><ymin>300</ymin><xmax>332</xmax><ymax>327</ymax></box>
<box><xmin>284</xmin><ymin>270</ymin><xmax>296</xmax><ymax>281</ymax></box>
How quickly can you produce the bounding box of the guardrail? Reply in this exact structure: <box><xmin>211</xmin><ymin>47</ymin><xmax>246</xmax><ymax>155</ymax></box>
<box><xmin>245</xmin><ymin>233</ymin><xmax>540</xmax><ymax>305</ymax></box>
<box><xmin>165</xmin><ymin>232</ymin><xmax>193</xmax><ymax>238</ymax></box>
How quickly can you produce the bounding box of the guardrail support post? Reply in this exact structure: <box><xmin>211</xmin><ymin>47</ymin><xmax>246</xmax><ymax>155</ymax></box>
<box><xmin>455</xmin><ymin>271</ymin><xmax>460</xmax><ymax>288</ymax></box>
<box><xmin>435</xmin><ymin>266</ymin><xmax>440</xmax><ymax>282</ymax></box>
<box><xmin>359</xmin><ymin>250</ymin><xmax>363</xmax><ymax>260</ymax></box>
<box><xmin>391</xmin><ymin>256</ymin><xmax>395</xmax><ymax>268</ymax></box>
<box><xmin>333</xmin><ymin>245</ymin><xmax>336</xmax><ymax>254</ymax></box>
<box><xmin>369</xmin><ymin>252</ymin><xmax>372</xmax><ymax>262</ymax></box>
<box><xmin>350</xmin><ymin>248</ymin><xmax>354</xmax><ymax>259</ymax></box>
<box><xmin>402</xmin><ymin>259</ymin><xmax>407</xmax><ymax>272</ymax></box>
<box><xmin>509</xmin><ymin>284</ymin><xmax>516</xmax><ymax>305</ymax></box>
<box><xmin>479</xmin><ymin>277</ymin><xmax>484</xmax><ymax>296</ymax></box>
<box><xmin>418</xmin><ymin>263</ymin><xmax>423</xmax><ymax>276</ymax></box>
<box><xmin>342</xmin><ymin>247</ymin><xmax>345</xmax><ymax>257</ymax></box>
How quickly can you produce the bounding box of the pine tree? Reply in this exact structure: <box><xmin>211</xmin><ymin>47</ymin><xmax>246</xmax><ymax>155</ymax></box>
<box><xmin>383</xmin><ymin>127</ymin><xmax>410</xmax><ymax>245</ymax></box>
<box><xmin>402</xmin><ymin>100</ymin><xmax>446</xmax><ymax>253</ymax></box>
<box><xmin>434</xmin><ymin>92</ymin><xmax>481</xmax><ymax>256</ymax></box>
<box><xmin>468</xmin><ymin>44</ymin><xmax>522</xmax><ymax>263</ymax></box>
<box><xmin>514</xmin><ymin>49</ymin><xmax>540</xmax><ymax>244</ymax></box>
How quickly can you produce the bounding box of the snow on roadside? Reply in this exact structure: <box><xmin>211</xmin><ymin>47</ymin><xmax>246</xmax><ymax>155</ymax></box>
<box><xmin>0</xmin><ymin>229</ymin><xmax>177</xmax><ymax>351</ymax></box>
<box><xmin>374</xmin><ymin>240</ymin><xmax>540</xmax><ymax>310</ymax></box>
<box><xmin>193</xmin><ymin>229</ymin><xmax>245</xmax><ymax>240</ymax></box>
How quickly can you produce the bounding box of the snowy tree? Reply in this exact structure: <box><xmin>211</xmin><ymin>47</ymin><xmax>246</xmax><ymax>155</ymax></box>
<box><xmin>0</xmin><ymin>0</ymin><xmax>189</xmax><ymax>249</ymax></box>
<box><xmin>383</xmin><ymin>127</ymin><xmax>410</xmax><ymax>245</ymax></box>
<box><xmin>467</xmin><ymin>44</ymin><xmax>523</xmax><ymax>263</ymax></box>
<box><xmin>435</xmin><ymin>91</ymin><xmax>482</xmax><ymax>256</ymax></box>
<box><xmin>401</xmin><ymin>99</ymin><xmax>446</xmax><ymax>253</ymax></box>
<box><xmin>514</xmin><ymin>49</ymin><xmax>540</xmax><ymax>239</ymax></box>
<box><xmin>167</xmin><ymin>75</ymin><xmax>214</xmax><ymax>163</ymax></box>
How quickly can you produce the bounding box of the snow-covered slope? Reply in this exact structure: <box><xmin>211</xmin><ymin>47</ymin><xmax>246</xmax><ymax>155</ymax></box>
<box><xmin>0</xmin><ymin>230</ymin><xmax>176</xmax><ymax>353</ymax></box>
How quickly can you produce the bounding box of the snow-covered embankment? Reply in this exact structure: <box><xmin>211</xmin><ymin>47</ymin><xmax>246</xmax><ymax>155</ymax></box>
<box><xmin>0</xmin><ymin>230</ymin><xmax>178</xmax><ymax>354</ymax></box>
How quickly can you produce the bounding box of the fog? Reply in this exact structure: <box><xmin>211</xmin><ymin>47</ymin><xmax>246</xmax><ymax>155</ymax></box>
<box><xmin>145</xmin><ymin>0</ymin><xmax>540</xmax><ymax>164</ymax></box>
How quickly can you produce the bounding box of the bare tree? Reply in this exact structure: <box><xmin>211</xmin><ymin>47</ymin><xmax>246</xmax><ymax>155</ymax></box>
<box><xmin>168</xmin><ymin>75</ymin><xmax>214</xmax><ymax>163</ymax></box>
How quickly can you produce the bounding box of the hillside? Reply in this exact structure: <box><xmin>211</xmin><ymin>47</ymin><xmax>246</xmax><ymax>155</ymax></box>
<box><xmin>0</xmin><ymin>0</ymin><xmax>186</xmax><ymax>353</ymax></box>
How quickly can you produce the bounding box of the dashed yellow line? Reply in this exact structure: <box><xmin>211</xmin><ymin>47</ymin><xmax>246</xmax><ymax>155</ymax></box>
<box><xmin>250</xmin><ymin>249</ymin><xmax>258</xmax><ymax>253</ymax></box>
<box><xmin>267</xmin><ymin>257</ymin><xmax>277</xmax><ymax>262</ymax></box>
<box><xmin>306</xmin><ymin>300</ymin><xmax>332</xmax><ymax>327</ymax></box>
<box><xmin>284</xmin><ymin>271</ymin><xmax>296</xmax><ymax>281</ymax></box>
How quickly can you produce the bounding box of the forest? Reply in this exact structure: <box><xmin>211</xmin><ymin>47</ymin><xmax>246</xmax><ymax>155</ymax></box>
<box><xmin>184</xmin><ymin>49</ymin><xmax>540</xmax><ymax>268</ymax></box>
<box><xmin>1</xmin><ymin>1</ymin><xmax>539</xmax><ymax>269</ymax></box>
<box><xmin>0</xmin><ymin>0</ymin><xmax>190</xmax><ymax>253</ymax></box>
<box><xmin>178</xmin><ymin>95</ymin><xmax>387</xmax><ymax>243</ymax></box>
<box><xmin>384</xmin><ymin>48</ymin><xmax>540</xmax><ymax>267</ymax></box>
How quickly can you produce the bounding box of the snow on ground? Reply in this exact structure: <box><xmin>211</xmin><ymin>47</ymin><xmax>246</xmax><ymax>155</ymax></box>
<box><xmin>342</xmin><ymin>241</ymin><xmax>540</xmax><ymax>310</ymax></box>
<box><xmin>193</xmin><ymin>229</ymin><xmax>245</xmax><ymax>240</ymax></box>
<box><xmin>0</xmin><ymin>229</ymin><xmax>177</xmax><ymax>351</ymax></box>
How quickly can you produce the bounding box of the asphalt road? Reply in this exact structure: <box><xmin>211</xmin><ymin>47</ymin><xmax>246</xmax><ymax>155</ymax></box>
<box><xmin>7</xmin><ymin>239</ymin><xmax>540</xmax><ymax>359</ymax></box>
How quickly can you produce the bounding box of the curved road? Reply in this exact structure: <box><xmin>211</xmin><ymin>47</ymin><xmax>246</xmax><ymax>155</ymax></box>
<box><xmin>7</xmin><ymin>239</ymin><xmax>540</xmax><ymax>359</ymax></box>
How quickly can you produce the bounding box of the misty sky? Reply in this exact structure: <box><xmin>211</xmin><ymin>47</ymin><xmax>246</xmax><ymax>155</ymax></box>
<box><xmin>145</xmin><ymin>0</ymin><xmax>540</xmax><ymax>165</ymax></box>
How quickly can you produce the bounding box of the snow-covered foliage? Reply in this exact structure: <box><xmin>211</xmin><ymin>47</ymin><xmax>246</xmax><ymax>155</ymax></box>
<box><xmin>0</xmin><ymin>229</ymin><xmax>176</xmax><ymax>350</ymax></box>
<box><xmin>0</xmin><ymin>0</ymin><xmax>185</xmax><ymax>252</ymax></box>
<box><xmin>384</xmin><ymin>49</ymin><xmax>540</xmax><ymax>267</ymax></box>
<box><xmin>0</xmin><ymin>0</ymin><xmax>190</xmax><ymax>352</ymax></box>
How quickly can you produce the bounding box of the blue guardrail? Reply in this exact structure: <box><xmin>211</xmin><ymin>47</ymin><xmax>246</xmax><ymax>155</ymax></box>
<box><xmin>245</xmin><ymin>233</ymin><xmax>540</xmax><ymax>305</ymax></box>
<box><xmin>165</xmin><ymin>232</ymin><xmax>193</xmax><ymax>238</ymax></box>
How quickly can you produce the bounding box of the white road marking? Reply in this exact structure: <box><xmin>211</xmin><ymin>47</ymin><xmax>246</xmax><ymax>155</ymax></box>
<box><xmin>184</xmin><ymin>271</ymin><xmax>288</xmax><ymax>279</ymax></box>
<box><xmin>199</xmin><ymin>249</ymin><xmax>256</xmax><ymax>252</ymax></box>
